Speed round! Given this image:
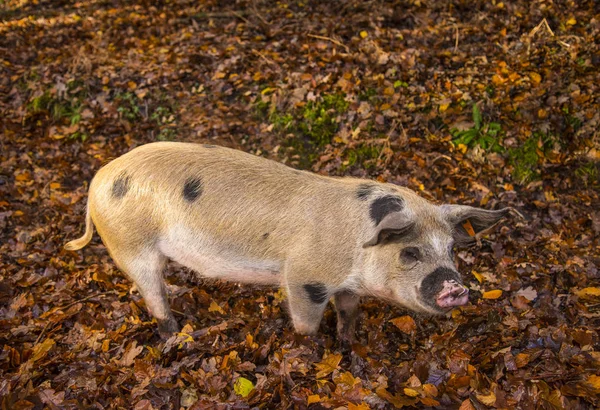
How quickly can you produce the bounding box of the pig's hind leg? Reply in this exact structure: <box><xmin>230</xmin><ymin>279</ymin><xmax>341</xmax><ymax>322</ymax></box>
<box><xmin>106</xmin><ymin>244</ymin><xmax>179</xmax><ymax>338</ymax></box>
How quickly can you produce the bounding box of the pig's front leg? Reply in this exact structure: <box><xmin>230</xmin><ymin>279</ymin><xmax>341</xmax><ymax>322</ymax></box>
<box><xmin>334</xmin><ymin>291</ymin><xmax>359</xmax><ymax>344</ymax></box>
<box><xmin>286</xmin><ymin>281</ymin><xmax>331</xmax><ymax>335</ymax></box>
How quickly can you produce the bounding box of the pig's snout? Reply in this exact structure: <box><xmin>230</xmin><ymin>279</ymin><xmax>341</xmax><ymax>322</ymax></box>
<box><xmin>436</xmin><ymin>280</ymin><xmax>469</xmax><ymax>309</ymax></box>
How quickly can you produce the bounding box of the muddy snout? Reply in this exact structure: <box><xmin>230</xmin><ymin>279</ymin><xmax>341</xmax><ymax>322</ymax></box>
<box><xmin>436</xmin><ymin>280</ymin><xmax>469</xmax><ymax>309</ymax></box>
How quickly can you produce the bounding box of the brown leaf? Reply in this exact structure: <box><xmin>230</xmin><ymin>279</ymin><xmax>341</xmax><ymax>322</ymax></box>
<box><xmin>118</xmin><ymin>341</ymin><xmax>144</xmax><ymax>367</ymax></box>
<box><xmin>516</xmin><ymin>286</ymin><xmax>537</xmax><ymax>301</ymax></box>
<box><xmin>376</xmin><ymin>387</ymin><xmax>418</xmax><ymax>408</ymax></box>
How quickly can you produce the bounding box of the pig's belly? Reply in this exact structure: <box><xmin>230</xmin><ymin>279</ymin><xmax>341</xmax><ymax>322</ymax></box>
<box><xmin>157</xmin><ymin>225</ymin><xmax>282</xmax><ymax>285</ymax></box>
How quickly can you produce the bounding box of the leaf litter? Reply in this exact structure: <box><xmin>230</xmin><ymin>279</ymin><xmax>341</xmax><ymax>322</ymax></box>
<box><xmin>0</xmin><ymin>0</ymin><xmax>599</xmax><ymax>408</ymax></box>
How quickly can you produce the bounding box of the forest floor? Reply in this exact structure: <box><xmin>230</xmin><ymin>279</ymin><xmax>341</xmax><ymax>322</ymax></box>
<box><xmin>1</xmin><ymin>0</ymin><xmax>599</xmax><ymax>408</ymax></box>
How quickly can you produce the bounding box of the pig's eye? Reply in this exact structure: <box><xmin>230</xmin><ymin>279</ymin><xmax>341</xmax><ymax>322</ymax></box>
<box><xmin>401</xmin><ymin>247</ymin><xmax>421</xmax><ymax>263</ymax></box>
<box><xmin>449</xmin><ymin>246</ymin><xmax>455</xmax><ymax>259</ymax></box>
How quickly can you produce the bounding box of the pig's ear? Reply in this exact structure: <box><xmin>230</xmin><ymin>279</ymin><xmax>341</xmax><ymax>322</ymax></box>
<box><xmin>441</xmin><ymin>205</ymin><xmax>510</xmax><ymax>246</ymax></box>
<box><xmin>363</xmin><ymin>212</ymin><xmax>415</xmax><ymax>248</ymax></box>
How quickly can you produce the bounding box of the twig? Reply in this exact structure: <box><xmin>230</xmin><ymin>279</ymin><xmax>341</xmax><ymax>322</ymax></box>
<box><xmin>454</xmin><ymin>24</ymin><xmax>459</xmax><ymax>53</ymax></box>
<box><xmin>192</xmin><ymin>10</ymin><xmax>250</xmax><ymax>19</ymax></box>
<box><xmin>526</xmin><ymin>18</ymin><xmax>571</xmax><ymax>54</ymax></box>
<box><xmin>251</xmin><ymin>1</ymin><xmax>270</xmax><ymax>26</ymax></box>
<box><xmin>307</xmin><ymin>34</ymin><xmax>350</xmax><ymax>53</ymax></box>
<box><xmin>61</xmin><ymin>291</ymin><xmax>113</xmax><ymax>311</ymax></box>
<box><xmin>230</xmin><ymin>11</ymin><xmax>252</xmax><ymax>26</ymax></box>
<box><xmin>530</xmin><ymin>18</ymin><xmax>554</xmax><ymax>37</ymax></box>
<box><xmin>34</xmin><ymin>291</ymin><xmax>114</xmax><ymax>344</ymax></box>
<box><xmin>252</xmin><ymin>49</ymin><xmax>279</xmax><ymax>67</ymax></box>
<box><xmin>35</xmin><ymin>321</ymin><xmax>53</xmax><ymax>344</ymax></box>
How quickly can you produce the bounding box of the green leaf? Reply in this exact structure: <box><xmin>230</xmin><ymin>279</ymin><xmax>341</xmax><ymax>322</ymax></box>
<box><xmin>472</xmin><ymin>104</ymin><xmax>482</xmax><ymax>129</ymax></box>
<box><xmin>234</xmin><ymin>377</ymin><xmax>254</xmax><ymax>397</ymax></box>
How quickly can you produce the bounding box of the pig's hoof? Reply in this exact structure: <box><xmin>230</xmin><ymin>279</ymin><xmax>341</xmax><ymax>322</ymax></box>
<box><xmin>157</xmin><ymin>318</ymin><xmax>179</xmax><ymax>339</ymax></box>
<box><xmin>337</xmin><ymin>333</ymin><xmax>356</xmax><ymax>351</ymax></box>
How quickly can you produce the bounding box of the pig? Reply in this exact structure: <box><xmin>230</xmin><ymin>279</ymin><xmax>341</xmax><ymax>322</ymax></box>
<box><xmin>64</xmin><ymin>142</ymin><xmax>510</xmax><ymax>342</ymax></box>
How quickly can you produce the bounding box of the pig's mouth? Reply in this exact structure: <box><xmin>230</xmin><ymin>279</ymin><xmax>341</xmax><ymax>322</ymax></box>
<box><xmin>417</xmin><ymin>279</ymin><xmax>470</xmax><ymax>314</ymax></box>
<box><xmin>435</xmin><ymin>280</ymin><xmax>469</xmax><ymax>309</ymax></box>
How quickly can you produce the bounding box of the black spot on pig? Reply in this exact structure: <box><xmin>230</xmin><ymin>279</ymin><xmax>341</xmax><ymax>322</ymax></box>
<box><xmin>370</xmin><ymin>195</ymin><xmax>404</xmax><ymax>224</ymax></box>
<box><xmin>356</xmin><ymin>184</ymin><xmax>376</xmax><ymax>201</ymax></box>
<box><xmin>183</xmin><ymin>177</ymin><xmax>203</xmax><ymax>202</ymax></box>
<box><xmin>262</xmin><ymin>233</ymin><xmax>270</xmax><ymax>239</ymax></box>
<box><xmin>112</xmin><ymin>174</ymin><xmax>130</xmax><ymax>199</ymax></box>
<box><xmin>420</xmin><ymin>267</ymin><xmax>461</xmax><ymax>302</ymax></box>
<box><xmin>304</xmin><ymin>283</ymin><xmax>329</xmax><ymax>304</ymax></box>
<box><xmin>202</xmin><ymin>144</ymin><xmax>217</xmax><ymax>148</ymax></box>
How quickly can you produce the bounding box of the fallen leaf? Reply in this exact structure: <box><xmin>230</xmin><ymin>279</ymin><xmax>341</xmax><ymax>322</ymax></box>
<box><xmin>348</xmin><ymin>403</ymin><xmax>370</xmax><ymax>410</ymax></box>
<box><xmin>458</xmin><ymin>399</ymin><xmax>476</xmax><ymax>410</ymax></box>
<box><xmin>390</xmin><ymin>316</ymin><xmax>417</xmax><ymax>334</ymax></box>
<box><xmin>576</xmin><ymin>287</ymin><xmax>600</xmax><ymax>299</ymax></box>
<box><xmin>30</xmin><ymin>338</ymin><xmax>55</xmax><ymax>363</ymax></box>
<box><xmin>462</xmin><ymin>220</ymin><xmax>476</xmax><ymax>237</ymax></box>
<box><xmin>516</xmin><ymin>286</ymin><xmax>537</xmax><ymax>301</ymax></box>
<box><xmin>515</xmin><ymin>353</ymin><xmax>530</xmax><ymax>368</ymax></box>
<box><xmin>315</xmin><ymin>353</ymin><xmax>343</xmax><ymax>379</ymax></box>
<box><xmin>234</xmin><ymin>377</ymin><xmax>254</xmax><ymax>397</ymax></box>
<box><xmin>420</xmin><ymin>397</ymin><xmax>440</xmax><ymax>406</ymax></box>
<box><xmin>482</xmin><ymin>290</ymin><xmax>503</xmax><ymax>299</ymax></box>
<box><xmin>422</xmin><ymin>384</ymin><xmax>438</xmax><ymax>397</ymax></box>
<box><xmin>529</xmin><ymin>72</ymin><xmax>541</xmax><ymax>85</ymax></box>
<box><xmin>476</xmin><ymin>391</ymin><xmax>496</xmax><ymax>406</ymax></box>
<box><xmin>586</xmin><ymin>375</ymin><xmax>600</xmax><ymax>392</ymax></box>
<box><xmin>208</xmin><ymin>300</ymin><xmax>225</xmax><ymax>314</ymax></box>
<box><xmin>307</xmin><ymin>394</ymin><xmax>320</xmax><ymax>404</ymax></box>
<box><xmin>118</xmin><ymin>341</ymin><xmax>143</xmax><ymax>366</ymax></box>
<box><xmin>403</xmin><ymin>388</ymin><xmax>419</xmax><ymax>397</ymax></box>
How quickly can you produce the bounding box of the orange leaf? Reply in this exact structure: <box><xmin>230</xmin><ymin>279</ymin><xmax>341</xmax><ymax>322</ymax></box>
<box><xmin>458</xmin><ymin>398</ymin><xmax>476</xmax><ymax>410</ymax></box>
<box><xmin>420</xmin><ymin>397</ymin><xmax>440</xmax><ymax>406</ymax></box>
<box><xmin>462</xmin><ymin>219</ymin><xmax>476</xmax><ymax>237</ymax></box>
<box><xmin>390</xmin><ymin>316</ymin><xmax>417</xmax><ymax>334</ymax></box>
<box><xmin>586</xmin><ymin>375</ymin><xmax>600</xmax><ymax>391</ymax></box>
<box><xmin>423</xmin><ymin>384</ymin><xmax>438</xmax><ymax>397</ymax></box>
<box><xmin>15</xmin><ymin>171</ymin><xmax>31</xmax><ymax>182</ymax></box>
<box><xmin>576</xmin><ymin>287</ymin><xmax>600</xmax><ymax>299</ymax></box>
<box><xmin>348</xmin><ymin>403</ymin><xmax>370</xmax><ymax>410</ymax></box>
<box><xmin>482</xmin><ymin>289</ymin><xmax>503</xmax><ymax>299</ymax></box>
<box><xmin>307</xmin><ymin>394</ymin><xmax>320</xmax><ymax>405</ymax></box>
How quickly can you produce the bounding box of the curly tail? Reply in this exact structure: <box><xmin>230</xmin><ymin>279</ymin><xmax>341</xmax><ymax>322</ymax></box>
<box><xmin>64</xmin><ymin>202</ymin><xmax>94</xmax><ymax>251</ymax></box>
